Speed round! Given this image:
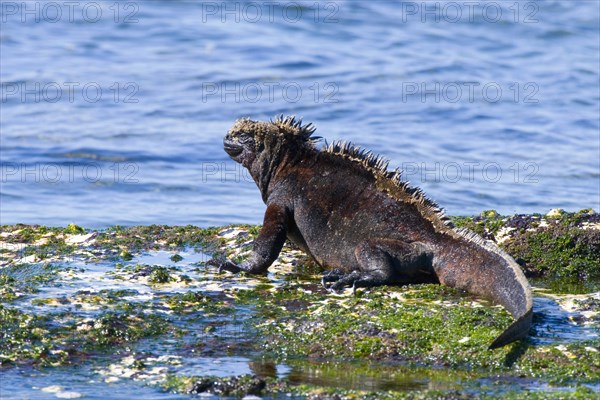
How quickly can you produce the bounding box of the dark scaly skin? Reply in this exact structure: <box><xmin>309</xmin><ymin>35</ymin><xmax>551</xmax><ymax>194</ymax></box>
<box><xmin>211</xmin><ymin>116</ymin><xmax>533</xmax><ymax>349</ymax></box>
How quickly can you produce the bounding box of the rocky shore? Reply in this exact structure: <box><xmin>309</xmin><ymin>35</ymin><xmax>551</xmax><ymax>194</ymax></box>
<box><xmin>1</xmin><ymin>210</ymin><xmax>598</xmax><ymax>399</ymax></box>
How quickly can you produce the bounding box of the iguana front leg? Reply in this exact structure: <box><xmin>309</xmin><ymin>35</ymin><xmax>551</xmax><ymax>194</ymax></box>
<box><xmin>209</xmin><ymin>203</ymin><xmax>288</xmax><ymax>274</ymax></box>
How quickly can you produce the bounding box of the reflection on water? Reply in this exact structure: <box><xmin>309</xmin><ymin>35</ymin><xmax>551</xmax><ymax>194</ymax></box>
<box><xmin>531</xmin><ymin>294</ymin><xmax>599</xmax><ymax>345</ymax></box>
<box><xmin>0</xmin><ymin>365</ymin><xmax>189</xmax><ymax>400</ymax></box>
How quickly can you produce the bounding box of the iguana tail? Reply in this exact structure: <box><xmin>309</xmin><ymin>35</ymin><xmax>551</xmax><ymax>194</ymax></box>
<box><xmin>435</xmin><ymin>229</ymin><xmax>533</xmax><ymax>349</ymax></box>
<box><xmin>488</xmin><ymin>307</ymin><xmax>533</xmax><ymax>349</ymax></box>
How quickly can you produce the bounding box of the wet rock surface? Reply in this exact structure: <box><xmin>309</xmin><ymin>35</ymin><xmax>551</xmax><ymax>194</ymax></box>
<box><xmin>1</xmin><ymin>212</ymin><xmax>599</xmax><ymax>399</ymax></box>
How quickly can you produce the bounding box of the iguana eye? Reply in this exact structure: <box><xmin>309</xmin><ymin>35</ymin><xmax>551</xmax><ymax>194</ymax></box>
<box><xmin>238</xmin><ymin>134</ymin><xmax>253</xmax><ymax>144</ymax></box>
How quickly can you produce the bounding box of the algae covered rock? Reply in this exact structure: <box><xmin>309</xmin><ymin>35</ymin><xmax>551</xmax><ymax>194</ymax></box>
<box><xmin>452</xmin><ymin>209</ymin><xmax>600</xmax><ymax>281</ymax></box>
<box><xmin>1</xmin><ymin>215</ymin><xmax>599</xmax><ymax>399</ymax></box>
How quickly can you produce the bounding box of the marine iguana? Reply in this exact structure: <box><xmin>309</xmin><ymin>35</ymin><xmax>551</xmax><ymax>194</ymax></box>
<box><xmin>211</xmin><ymin>115</ymin><xmax>533</xmax><ymax>349</ymax></box>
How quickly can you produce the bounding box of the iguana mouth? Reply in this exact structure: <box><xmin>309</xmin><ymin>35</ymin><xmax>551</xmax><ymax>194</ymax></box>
<box><xmin>223</xmin><ymin>141</ymin><xmax>243</xmax><ymax>157</ymax></box>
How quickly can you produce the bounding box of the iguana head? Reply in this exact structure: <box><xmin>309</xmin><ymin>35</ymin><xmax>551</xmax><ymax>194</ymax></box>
<box><xmin>224</xmin><ymin>115</ymin><xmax>318</xmax><ymax>167</ymax></box>
<box><xmin>223</xmin><ymin>118</ymin><xmax>271</xmax><ymax>167</ymax></box>
<box><xmin>224</xmin><ymin>115</ymin><xmax>319</xmax><ymax>199</ymax></box>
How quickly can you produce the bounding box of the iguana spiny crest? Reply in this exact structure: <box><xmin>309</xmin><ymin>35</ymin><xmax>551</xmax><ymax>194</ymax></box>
<box><xmin>226</xmin><ymin>115</ymin><xmax>452</xmax><ymax>231</ymax></box>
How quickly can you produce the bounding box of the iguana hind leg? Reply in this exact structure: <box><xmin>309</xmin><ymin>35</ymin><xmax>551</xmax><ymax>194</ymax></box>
<box><xmin>328</xmin><ymin>239</ymin><xmax>436</xmax><ymax>291</ymax></box>
<box><xmin>321</xmin><ymin>269</ymin><xmax>347</xmax><ymax>287</ymax></box>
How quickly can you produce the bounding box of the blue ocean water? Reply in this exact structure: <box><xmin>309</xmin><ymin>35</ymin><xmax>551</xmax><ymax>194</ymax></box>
<box><xmin>1</xmin><ymin>0</ymin><xmax>599</xmax><ymax>228</ymax></box>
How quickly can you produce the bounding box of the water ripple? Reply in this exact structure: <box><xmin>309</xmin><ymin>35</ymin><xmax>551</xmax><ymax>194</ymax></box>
<box><xmin>0</xmin><ymin>0</ymin><xmax>598</xmax><ymax>227</ymax></box>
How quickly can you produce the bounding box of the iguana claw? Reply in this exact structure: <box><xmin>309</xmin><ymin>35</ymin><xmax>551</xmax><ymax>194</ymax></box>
<box><xmin>321</xmin><ymin>269</ymin><xmax>346</xmax><ymax>288</ymax></box>
<box><xmin>207</xmin><ymin>258</ymin><xmax>242</xmax><ymax>274</ymax></box>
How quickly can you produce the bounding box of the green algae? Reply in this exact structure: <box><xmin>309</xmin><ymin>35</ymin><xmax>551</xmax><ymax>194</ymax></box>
<box><xmin>451</xmin><ymin>209</ymin><xmax>600</xmax><ymax>282</ymax></box>
<box><xmin>170</xmin><ymin>253</ymin><xmax>183</xmax><ymax>262</ymax></box>
<box><xmin>97</xmin><ymin>224</ymin><xmax>222</xmax><ymax>254</ymax></box>
<box><xmin>491</xmin><ymin>387</ymin><xmax>599</xmax><ymax>400</ymax></box>
<box><xmin>516</xmin><ymin>341</ymin><xmax>599</xmax><ymax>384</ymax></box>
<box><xmin>0</xmin><ymin>263</ymin><xmax>61</xmax><ymax>301</ymax></box>
<box><xmin>0</xmin><ymin>225</ymin><xmax>82</xmax><ymax>266</ymax></box>
<box><xmin>0</xmin><ymin>224</ymin><xmax>222</xmax><ymax>267</ymax></box>
<box><xmin>226</xmin><ymin>277</ymin><xmax>599</xmax><ymax>389</ymax></box>
<box><xmin>162</xmin><ymin>291</ymin><xmax>233</xmax><ymax>315</ymax></box>
<box><xmin>64</xmin><ymin>224</ymin><xmax>85</xmax><ymax>234</ymax></box>
<box><xmin>0</xmin><ymin>305</ymin><xmax>64</xmax><ymax>366</ymax></box>
<box><xmin>119</xmin><ymin>249</ymin><xmax>134</xmax><ymax>261</ymax></box>
<box><xmin>228</xmin><ymin>281</ymin><xmax>600</xmax><ymax>386</ymax></box>
<box><xmin>0</xmin><ymin>304</ymin><xmax>171</xmax><ymax>367</ymax></box>
<box><xmin>78</xmin><ymin>312</ymin><xmax>169</xmax><ymax>348</ymax></box>
<box><xmin>1</xmin><ymin>224</ymin><xmax>54</xmax><ymax>242</ymax></box>
<box><xmin>1</xmin><ymin>217</ymin><xmax>599</xmax><ymax>398</ymax></box>
<box><xmin>148</xmin><ymin>266</ymin><xmax>176</xmax><ymax>284</ymax></box>
<box><xmin>452</xmin><ymin>209</ymin><xmax>507</xmax><ymax>237</ymax></box>
<box><xmin>112</xmin><ymin>263</ymin><xmax>189</xmax><ymax>286</ymax></box>
<box><xmin>240</xmin><ymin>284</ymin><xmax>512</xmax><ymax>366</ymax></box>
<box><xmin>5</xmin><ymin>211</ymin><xmax>592</xmax><ymax>282</ymax></box>
<box><xmin>0</xmin><ymin>275</ymin><xmax>18</xmax><ymax>302</ymax></box>
<box><xmin>507</xmin><ymin>224</ymin><xmax>599</xmax><ymax>279</ymax></box>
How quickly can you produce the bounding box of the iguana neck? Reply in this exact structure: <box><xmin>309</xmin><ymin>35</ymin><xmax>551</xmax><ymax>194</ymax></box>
<box><xmin>251</xmin><ymin>146</ymin><xmax>315</xmax><ymax>203</ymax></box>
